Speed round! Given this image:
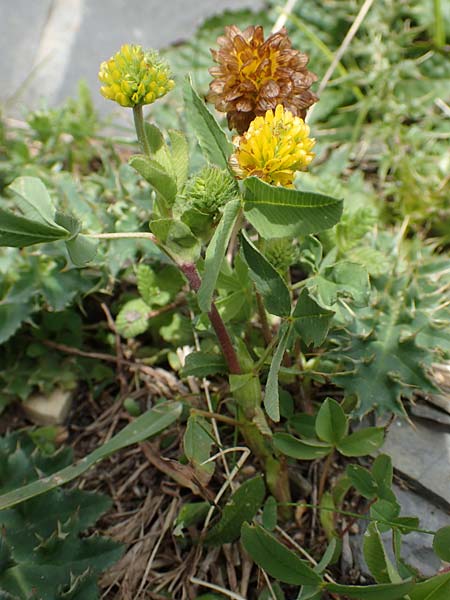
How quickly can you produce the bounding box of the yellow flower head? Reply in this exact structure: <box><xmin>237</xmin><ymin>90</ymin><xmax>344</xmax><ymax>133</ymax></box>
<box><xmin>229</xmin><ymin>104</ymin><xmax>315</xmax><ymax>187</ymax></box>
<box><xmin>99</xmin><ymin>44</ymin><xmax>175</xmax><ymax>108</ymax></box>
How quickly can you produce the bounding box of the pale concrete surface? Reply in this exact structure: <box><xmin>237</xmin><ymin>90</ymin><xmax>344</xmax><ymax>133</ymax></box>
<box><xmin>1</xmin><ymin>0</ymin><xmax>264</xmax><ymax>115</ymax></box>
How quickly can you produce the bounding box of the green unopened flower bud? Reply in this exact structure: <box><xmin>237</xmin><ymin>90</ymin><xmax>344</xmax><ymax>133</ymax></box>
<box><xmin>262</xmin><ymin>237</ymin><xmax>298</xmax><ymax>273</ymax></box>
<box><xmin>184</xmin><ymin>166</ymin><xmax>238</xmax><ymax>215</ymax></box>
<box><xmin>99</xmin><ymin>44</ymin><xmax>174</xmax><ymax>108</ymax></box>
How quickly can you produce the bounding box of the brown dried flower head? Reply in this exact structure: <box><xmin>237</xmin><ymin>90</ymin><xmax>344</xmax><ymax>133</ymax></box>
<box><xmin>207</xmin><ymin>25</ymin><xmax>318</xmax><ymax>134</ymax></box>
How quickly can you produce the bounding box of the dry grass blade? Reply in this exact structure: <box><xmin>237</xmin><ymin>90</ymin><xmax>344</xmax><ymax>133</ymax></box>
<box><xmin>317</xmin><ymin>0</ymin><xmax>375</xmax><ymax>97</ymax></box>
<box><xmin>272</xmin><ymin>0</ymin><xmax>298</xmax><ymax>33</ymax></box>
<box><xmin>190</xmin><ymin>576</ymin><xmax>248</xmax><ymax>600</ymax></box>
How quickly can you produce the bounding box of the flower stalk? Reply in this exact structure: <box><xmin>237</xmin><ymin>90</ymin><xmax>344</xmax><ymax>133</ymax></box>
<box><xmin>133</xmin><ymin>105</ymin><xmax>151</xmax><ymax>156</ymax></box>
<box><xmin>180</xmin><ymin>263</ymin><xmax>241</xmax><ymax>375</ymax></box>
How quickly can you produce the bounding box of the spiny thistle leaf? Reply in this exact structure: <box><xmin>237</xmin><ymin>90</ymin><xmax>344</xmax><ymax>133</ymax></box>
<box><xmin>0</xmin><ymin>432</ymin><xmax>123</xmax><ymax>599</ymax></box>
<box><xmin>328</xmin><ymin>235</ymin><xmax>450</xmax><ymax>415</ymax></box>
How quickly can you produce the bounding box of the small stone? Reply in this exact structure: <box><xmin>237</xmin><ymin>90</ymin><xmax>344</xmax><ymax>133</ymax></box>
<box><xmin>381</xmin><ymin>417</ymin><xmax>450</xmax><ymax>506</ymax></box>
<box><xmin>424</xmin><ymin>362</ymin><xmax>450</xmax><ymax>415</ymax></box>
<box><xmin>410</xmin><ymin>402</ymin><xmax>450</xmax><ymax>427</ymax></box>
<box><xmin>23</xmin><ymin>388</ymin><xmax>73</xmax><ymax>426</ymax></box>
<box><xmin>424</xmin><ymin>393</ymin><xmax>450</xmax><ymax>415</ymax></box>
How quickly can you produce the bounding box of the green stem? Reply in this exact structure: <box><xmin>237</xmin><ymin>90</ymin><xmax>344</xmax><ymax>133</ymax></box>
<box><xmin>318</xmin><ymin>450</ymin><xmax>334</xmax><ymax>501</ymax></box>
<box><xmin>232</xmin><ymin>374</ymin><xmax>292</xmax><ymax>516</ymax></box>
<box><xmin>133</xmin><ymin>104</ymin><xmax>151</xmax><ymax>156</ymax></box>
<box><xmin>434</xmin><ymin>0</ymin><xmax>445</xmax><ymax>48</ymax></box>
<box><xmin>86</xmin><ymin>231</ymin><xmax>157</xmax><ymax>242</ymax></box>
<box><xmin>180</xmin><ymin>263</ymin><xmax>241</xmax><ymax>375</ymax></box>
<box><xmin>280</xmin><ymin>503</ymin><xmax>435</xmax><ymax>535</ymax></box>
<box><xmin>255</xmin><ymin>289</ymin><xmax>272</xmax><ymax>345</ymax></box>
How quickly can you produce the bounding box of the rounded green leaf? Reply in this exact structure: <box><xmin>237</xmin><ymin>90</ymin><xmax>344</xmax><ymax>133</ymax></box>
<box><xmin>433</xmin><ymin>526</ymin><xmax>450</xmax><ymax>561</ymax></box>
<box><xmin>8</xmin><ymin>176</ymin><xmax>57</xmax><ymax>225</ymax></box>
<box><xmin>274</xmin><ymin>433</ymin><xmax>332</xmax><ymax>460</ymax></box>
<box><xmin>115</xmin><ymin>299</ymin><xmax>150</xmax><ymax>338</ymax></box>
<box><xmin>129</xmin><ymin>154</ymin><xmax>177</xmax><ymax>205</ymax></box>
<box><xmin>337</xmin><ymin>427</ymin><xmax>385</xmax><ymax>457</ymax></box>
<box><xmin>292</xmin><ymin>289</ymin><xmax>334</xmax><ymax>347</ymax></box>
<box><xmin>370</xmin><ymin>499</ymin><xmax>400</xmax><ymax>533</ymax></box>
<box><xmin>371</xmin><ymin>454</ymin><xmax>393</xmax><ymax>489</ymax></box>
<box><xmin>346</xmin><ymin>465</ymin><xmax>378</xmax><ymax>499</ymax></box>
<box><xmin>65</xmin><ymin>234</ymin><xmax>97</xmax><ymax>266</ymax></box>
<box><xmin>315</xmin><ymin>398</ymin><xmax>348</xmax><ymax>445</ymax></box>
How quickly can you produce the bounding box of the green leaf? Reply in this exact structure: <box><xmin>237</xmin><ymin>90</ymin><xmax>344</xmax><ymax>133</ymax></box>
<box><xmin>150</xmin><ymin>218</ymin><xmax>200</xmax><ymax>261</ymax></box>
<box><xmin>337</xmin><ymin>427</ymin><xmax>385</xmax><ymax>457</ymax></box>
<box><xmin>262</xmin><ymin>496</ymin><xmax>278</xmax><ymax>531</ymax></box>
<box><xmin>183</xmin><ymin>76</ymin><xmax>233</xmax><ymax>170</ymax></box>
<box><xmin>372</xmin><ymin>454</ymin><xmax>393</xmax><ymax>493</ymax></box>
<box><xmin>54</xmin><ymin>211</ymin><xmax>81</xmax><ymax>239</ymax></box>
<box><xmin>390</xmin><ymin>516</ymin><xmax>420</xmax><ymax>534</ymax></box>
<box><xmin>184</xmin><ymin>415</ymin><xmax>215</xmax><ymax>478</ymax></box>
<box><xmin>264</xmin><ymin>323</ymin><xmax>291</xmax><ymax>422</ymax></box>
<box><xmin>310</xmin><ymin>261</ymin><xmax>370</xmax><ymax>308</ymax></box>
<box><xmin>0</xmin><ymin>432</ymin><xmax>123</xmax><ymax>599</ymax></box>
<box><xmin>319</xmin><ymin>491</ymin><xmax>336</xmax><ymax>540</ymax></box>
<box><xmin>144</xmin><ymin>122</ymin><xmax>165</xmax><ymax>154</ymax></box>
<box><xmin>331</xmin><ymin>282</ymin><xmax>437</xmax><ymax>415</ymax></box>
<box><xmin>296</xmin><ymin>587</ymin><xmax>322</xmax><ymax>600</ymax></box>
<box><xmin>259</xmin><ymin>582</ymin><xmax>286</xmax><ymax>600</ymax></box>
<box><xmin>181</xmin><ymin>352</ymin><xmax>227</xmax><ymax>378</ymax></box>
<box><xmin>168</xmin><ymin>129</ymin><xmax>190</xmax><ymax>192</ymax></box>
<box><xmin>240</xmin><ymin>232</ymin><xmax>291</xmax><ymax>317</ymax></box>
<box><xmin>293</xmin><ymin>288</ymin><xmax>334</xmax><ymax>346</ymax></box>
<box><xmin>198</xmin><ymin>199</ymin><xmax>241</xmax><ymax>312</ymax></box>
<box><xmin>205</xmin><ymin>477</ymin><xmax>265</xmax><ymax>546</ymax></box>
<box><xmin>0</xmin><ymin>207</ymin><xmax>69</xmax><ymax>247</ymax></box>
<box><xmin>0</xmin><ymin>402</ymin><xmax>182</xmax><ymax>510</ymax></box>
<box><xmin>115</xmin><ymin>298</ymin><xmax>150</xmax><ymax>338</ymax></box>
<box><xmin>8</xmin><ymin>176</ymin><xmax>58</xmax><ymax>226</ymax></box>
<box><xmin>324</xmin><ymin>580</ymin><xmax>414</xmax><ymax>599</ymax></box>
<box><xmin>129</xmin><ymin>154</ymin><xmax>178</xmax><ymax>206</ymax></box>
<box><xmin>0</xmin><ymin>302</ymin><xmax>32</xmax><ymax>344</ymax></box>
<box><xmin>315</xmin><ymin>538</ymin><xmax>340</xmax><ymax>572</ymax></box>
<box><xmin>363</xmin><ymin>523</ymin><xmax>401</xmax><ymax>583</ymax></box>
<box><xmin>409</xmin><ymin>571</ymin><xmax>450</xmax><ymax>600</ymax></box>
<box><xmin>369</xmin><ymin>499</ymin><xmax>401</xmax><ymax>533</ymax></box>
<box><xmin>346</xmin><ymin>464</ymin><xmax>378</xmax><ymax>499</ymax></box>
<box><xmin>289</xmin><ymin>413</ymin><xmax>317</xmax><ymax>439</ymax></box>
<box><xmin>273</xmin><ymin>433</ymin><xmax>332</xmax><ymax>460</ymax></box>
<box><xmin>181</xmin><ymin>207</ymin><xmax>213</xmax><ymax>239</ymax></box>
<box><xmin>241</xmin><ymin>522</ymin><xmax>322</xmax><ymax>586</ymax></box>
<box><xmin>136</xmin><ymin>264</ymin><xmax>156</xmax><ymax>306</ymax></box>
<box><xmin>243</xmin><ymin>178</ymin><xmax>343</xmax><ymax>239</ymax></box>
<box><xmin>433</xmin><ymin>526</ymin><xmax>450</xmax><ymax>562</ymax></box>
<box><xmin>315</xmin><ymin>398</ymin><xmax>348</xmax><ymax>445</ymax></box>
<box><xmin>65</xmin><ymin>234</ymin><xmax>97</xmax><ymax>266</ymax></box>
<box><xmin>175</xmin><ymin>502</ymin><xmax>210</xmax><ymax>531</ymax></box>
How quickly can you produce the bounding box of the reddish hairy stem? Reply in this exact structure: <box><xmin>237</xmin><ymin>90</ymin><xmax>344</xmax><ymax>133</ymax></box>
<box><xmin>180</xmin><ymin>263</ymin><xmax>241</xmax><ymax>375</ymax></box>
